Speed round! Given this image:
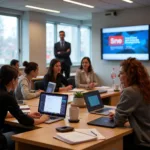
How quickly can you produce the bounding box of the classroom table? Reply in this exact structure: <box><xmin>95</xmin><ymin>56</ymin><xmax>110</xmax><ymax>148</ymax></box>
<box><xmin>12</xmin><ymin>105</ymin><xmax>132</xmax><ymax>150</ymax></box>
<box><xmin>5</xmin><ymin>89</ymin><xmax>120</xmax><ymax>127</ymax></box>
<box><xmin>5</xmin><ymin>89</ymin><xmax>125</xmax><ymax>150</ymax></box>
<box><xmin>32</xmin><ymin>76</ymin><xmax>44</xmax><ymax>81</ymax></box>
<box><xmin>32</xmin><ymin>73</ymin><xmax>76</xmax><ymax>81</ymax></box>
<box><xmin>28</xmin><ymin>89</ymin><xmax>120</xmax><ymax>106</ymax></box>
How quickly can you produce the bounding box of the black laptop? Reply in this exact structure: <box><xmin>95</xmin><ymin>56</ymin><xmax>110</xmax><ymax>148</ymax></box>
<box><xmin>38</xmin><ymin>92</ymin><xmax>68</xmax><ymax>124</ymax></box>
<box><xmin>87</xmin><ymin>117</ymin><xmax>116</xmax><ymax>128</ymax></box>
<box><xmin>83</xmin><ymin>90</ymin><xmax>115</xmax><ymax>115</ymax></box>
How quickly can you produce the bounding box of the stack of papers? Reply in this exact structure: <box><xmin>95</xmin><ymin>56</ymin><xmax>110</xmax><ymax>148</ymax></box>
<box><xmin>95</xmin><ymin>86</ymin><xmax>114</xmax><ymax>92</ymax></box>
<box><xmin>75</xmin><ymin>129</ymin><xmax>105</xmax><ymax>140</ymax></box>
<box><xmin>19</xmin><ymin>105</ymin><xmax>30</xmax><ymax>113</ymax></box>
<box><xmin>69</xmin><ymin>88</ymin><xmax>85</xmax><ymax>92</ymax></box>
<box><xmin>54</xmin><ymin>128</ymin><xmax>105</xmax><ymax>145</ymax></box>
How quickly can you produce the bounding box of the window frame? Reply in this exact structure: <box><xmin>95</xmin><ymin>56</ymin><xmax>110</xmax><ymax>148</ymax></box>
<box><xmin>80</xmin><ymin>26</ymin><xmax>92</xmax><ymax>62</ymax></box>
<box><xmin>46</xmin><ymin>22</ymin><xmax>91</xmax><ymax>66</ymax></box>
<box><xmin>0</xmin><ymin>13</ymin><xmax>21</xmax><ymax>66</ymax></box>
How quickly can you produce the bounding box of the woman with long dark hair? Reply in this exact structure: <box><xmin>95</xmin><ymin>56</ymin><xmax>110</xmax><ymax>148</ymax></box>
<box><xmin>44</xmin><ymin>59</ymin><xmax>72</xmax><ymax>92</ymax></box>
<box><xmin>75</xmin><ymin>57</ymin><xmax>98</xmax><ymax>89</ymax></box>
<box><xmin>109</xmin><ymin>58</ymin><xmax>150</xmax><ymax>150</ymax></box>
<box><xmin>0</xmin><ymin>65</ymin><xmax>49</xmax><ymax>150</ymax></box>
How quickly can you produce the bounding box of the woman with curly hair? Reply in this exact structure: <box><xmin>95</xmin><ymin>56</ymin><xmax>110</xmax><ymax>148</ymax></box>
<box><xmin>109</xmin><ymin>58</ymin><xmax>150</xmax><ymax>150</ymax></box>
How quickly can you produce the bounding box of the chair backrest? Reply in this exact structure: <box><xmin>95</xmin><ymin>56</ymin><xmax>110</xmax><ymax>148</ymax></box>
<box><xmin>34</xmin><ymin>80</ymin><xmax>44</xmax><ymax>90</ymax></box>
<box><xmin>67</xmin><ymin>77</ymin><xmax>76</xmax><ymax>88</ymax></box>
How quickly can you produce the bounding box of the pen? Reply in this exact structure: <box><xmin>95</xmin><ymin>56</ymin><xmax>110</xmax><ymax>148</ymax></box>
<box><xmin>91</xmin><ymin>131</ymin><xmax>97</xmax><ymax>136</ymax></box>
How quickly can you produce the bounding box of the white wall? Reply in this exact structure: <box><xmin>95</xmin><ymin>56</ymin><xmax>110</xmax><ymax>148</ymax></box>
<box><xmin>92</xmin><ymin>6</ymin><xmax>150</xmax><ymax>86</ymax></box>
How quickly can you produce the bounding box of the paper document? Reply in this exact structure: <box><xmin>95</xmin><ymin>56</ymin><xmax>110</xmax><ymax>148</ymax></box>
<box><xmin>75</xmin><ymin>128</ymin><xmax>106</xmax><ymax>140</ymax></box>
<box><xmin>19</xmin><ymin>105</ymin><xmax>30</xmax><ymax>113</ymax></box>
<box><xmin>69</xmin><ymin>88</ymin><xmax>85</xmax><ymax>92</ymax></box>
<box><xmin>54</xmin><ymin>131</ymin><xmax>97</xmax><ymax>144</ymax></box>
<box><xmin>95</xmin><ymin>86</ymin><xmax>114</xmax><ymax>92</ymax></box>
<box><xmin>99</xmin><ymin>86</ymin><xmax>110</xmax><ymax>89</ymax></box>
<box><xmin>68</xmin><ymin>95</ymin><xmax>74</xmax><ymax>103</ymax></box>
<box><xmin>54</xmin><ymin>128</ymin><xmax>105</xmax><ymax>145</ymax></box>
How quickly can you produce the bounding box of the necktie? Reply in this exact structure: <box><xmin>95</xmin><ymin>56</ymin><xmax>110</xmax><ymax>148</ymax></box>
<box><xmin>61</xmin><ymin>41</ymin><xmax>64</xmax><ymax>47</ymax></box>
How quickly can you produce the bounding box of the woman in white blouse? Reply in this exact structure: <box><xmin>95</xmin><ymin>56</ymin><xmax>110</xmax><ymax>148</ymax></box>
<box><xmin>75</xmin><ymin>57</ymin><xmax>98</xmax><ymax>89</ymax></box>
<box><xmin>15</xmin><ymin>61</ymin><xmax>43</xmax><ymax>100</ymax></box>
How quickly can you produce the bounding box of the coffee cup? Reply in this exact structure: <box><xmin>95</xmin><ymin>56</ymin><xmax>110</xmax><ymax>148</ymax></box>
<box><xmin>69</xmin><ymin>106</ymin><xmax>79</xmax><ymax>121</ymax></box>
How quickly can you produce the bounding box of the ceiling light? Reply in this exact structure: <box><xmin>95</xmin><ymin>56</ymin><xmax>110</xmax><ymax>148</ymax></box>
<box><xmin>122</xmin><ymin>0</ymin><xmax>133</xmax><ymax>3</ymax></box>
<box><xmin>25</xmin><ymin>5</ymin><xmax>60</xmax><ymax>13</ymax></box>
<box><xmin>63</xmin><ymin>0</ymin><xmax>94</xmax><ymax>8</ymax></box>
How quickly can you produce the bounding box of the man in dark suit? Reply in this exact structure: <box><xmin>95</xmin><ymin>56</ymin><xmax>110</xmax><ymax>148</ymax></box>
<box><xmin>54</xmin><ymin>31</ymin><xmax>72</xmax><ymax>79</ymax></box>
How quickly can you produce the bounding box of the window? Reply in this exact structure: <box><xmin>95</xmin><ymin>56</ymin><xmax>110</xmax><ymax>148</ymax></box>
<box><xmin>57</xmin><ymin>24</ymin><xmax>79</xmax><ymax>65</ymax></box>
<box><xmin>0</xmin><ymin>15</ymin><xmax>19</xmax><ymax>64</ymax></box>
<box><xmin>46</xmin><ymin>22</ymin><xmax>91</xmax><ymax>66</ymax></box>
<box><xmin>80</xmin><ymin>27</ymin><xmax>91</xmax><ymax>59</ymax></box>
<box><xmin>46</xmin><ymin>23</ymin><xmax>55</xmax><ymax>64</ymax></box>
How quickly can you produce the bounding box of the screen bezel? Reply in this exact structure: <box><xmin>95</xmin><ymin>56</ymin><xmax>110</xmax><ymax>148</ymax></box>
<box><xmin>101</xmin><ymin>24</ymin><xmax>150</xmax><ymax>61</ymax></box>
<box><xmin>83</xmin><ymin>90</ymin><xmax>104</xmax><ymax>112</ymax></box>
<box><xmin>46</xmin><ymin>82</ymin><xmax>56</xmax><ymax>93</ymax></box>
<box><xmin>38</xmin><ymin>92</ymin><xmax>68</xmax><ymax>117</ymax></box>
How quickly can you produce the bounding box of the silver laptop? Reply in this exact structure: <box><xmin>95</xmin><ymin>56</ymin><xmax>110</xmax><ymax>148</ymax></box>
<box><xmin>38</xmin><ymin>92</ymin><xmax>68</xmax><ymax>124</ymax></box>
<box><xmin>46</xmin><ymin>82</ymin><xmax>56</xmax><ymax>93</ymax></box>
<box><xmin>83</xmin><ymin>91</ymin><xmax>114</xmax><ymax>115</ymax></box>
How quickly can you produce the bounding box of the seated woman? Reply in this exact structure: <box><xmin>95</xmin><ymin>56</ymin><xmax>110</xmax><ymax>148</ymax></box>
<box><xmin>44</xmin><ymin>59</ymin><xmax>72</xmax><ymax>92</ymax></box>
<box><xmin>109</xmin><ymin>58</ymin><xmax>150</xmax><ymax>150</ymax></box>
<box><xmin>10</xmin><ymin>59</ymin><xmax>22</xmax><ymax>76</ymax></box>
<box><xmin>0</xmin><ymin>65</ymin><xmax>49</xmax><ymax>150</ymax></box>
<box><xmin>75</xmin><ymin>57</ymin><xmax>98</xmax><ymax>89</ymax></box>
<box><xmin>15</xmin><ymin>61</ymin><xmax>43</xmax><ymax>100</ymax></box>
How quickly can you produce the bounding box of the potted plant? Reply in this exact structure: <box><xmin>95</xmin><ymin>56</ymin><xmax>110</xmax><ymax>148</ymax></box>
<box><xmin>72</xmin><ymin>92</ymin><xmax>85</xmax><ymax>107</ymax></box>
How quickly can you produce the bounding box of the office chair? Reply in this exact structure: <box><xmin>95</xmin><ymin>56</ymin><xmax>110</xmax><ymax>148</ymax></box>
<box><xmin>34</xmin><ymin>80</ymin><xmax>44</xmax><ymax>90</ymax></box>
<box><xmin>67</xmin><ymin>77</ymin><xmax>76</xmax><ymax>88</ymax></box>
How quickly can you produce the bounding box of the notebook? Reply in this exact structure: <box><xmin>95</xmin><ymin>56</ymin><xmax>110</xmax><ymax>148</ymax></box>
<box><xmin>54</xmin><ymin>128</ymin><xmax>105</xmax><ymax>144</ymax></box>
<box><xmin>19</xmin><ymin>105</ymin><xmax>30</xmax><ymax>113</ymax></box>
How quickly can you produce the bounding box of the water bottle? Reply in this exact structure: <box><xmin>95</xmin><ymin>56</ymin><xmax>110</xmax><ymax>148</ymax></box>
<box><xmin>111</xmin><ymin>68</ymin><xmax>117</xmax><ymax>89</ymax></box>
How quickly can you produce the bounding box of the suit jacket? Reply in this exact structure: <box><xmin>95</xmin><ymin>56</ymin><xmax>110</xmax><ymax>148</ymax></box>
<box><xmin>75</xmin><ymin>69</ymin><xmax>99</xmax><ymax>88</ymax></box>
<box><xmin>54</xmin><ymin>41</ymin><xmax>72</xmax><ymax>66</ymax></box>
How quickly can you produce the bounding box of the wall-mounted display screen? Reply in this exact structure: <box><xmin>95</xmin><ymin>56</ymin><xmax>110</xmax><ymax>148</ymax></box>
<box><xmin>101</xmin><ymin>25</ymin><xmax>149</xmax><ymax>60</ymax></box>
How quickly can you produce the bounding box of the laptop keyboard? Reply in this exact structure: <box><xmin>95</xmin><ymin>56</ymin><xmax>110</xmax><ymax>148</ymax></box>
<box><xmin>95</xmin><ymin>107</ymin><xmax>113</xmax><ymax>113</ymax></box>
<box><xmin>50</xmin><ymin>116</ymin><xmax>59</xmax><ymax>120</ymax></box>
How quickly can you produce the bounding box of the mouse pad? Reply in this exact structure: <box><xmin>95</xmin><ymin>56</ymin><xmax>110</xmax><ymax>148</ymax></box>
<box><xmin>87</xmin><ymin>117</ymin><xmax>116</xmax><ymax>128</ymax></box>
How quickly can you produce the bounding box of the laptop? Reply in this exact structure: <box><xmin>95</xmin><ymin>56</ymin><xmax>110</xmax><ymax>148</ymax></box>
<box><xmin>87</xmin><ymin>117</ymin><xmax>116</xmax><ymax>128</ymax></box>
<box><xmin>38</xmin><ymin>92</ymin><xmax>68</xmax><ymax>124</ymax></box>
<box><xmin>83</xmin><ymin>90</ymin><xmax>114</xmax><ymax>115</ymax></box>
<box><xmin>46</xmin><ymin>82</ymin><xmax>56</xmax><ymax>93</ymax></box>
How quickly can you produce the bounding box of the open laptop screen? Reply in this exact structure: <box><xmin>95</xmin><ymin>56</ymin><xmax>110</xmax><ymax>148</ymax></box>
<box><xmin>46</xmin><ymin>82</ymin><xmax>56</xmax><ymax>93</ymax></box>
<box><xmin>83</xmin><ymin>91</ymin><xmax>104</xmax><ymax>112</ymax></box>
<box><xmin>38</xmin><ymin>93</ymin><xmax>68</xmax><ymax>117</ymax></box>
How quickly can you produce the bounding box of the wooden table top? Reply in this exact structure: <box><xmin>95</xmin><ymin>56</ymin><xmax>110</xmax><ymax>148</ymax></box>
<box><xmin>6</xmin><ymin>89</ymin><xmax>130</xmax><ymax>150</ymax></box>
<box><xmin>12</xmin><ymin>106</ymin><xmax>132</xmax><ymax>150</ymax></box>
<box><xmin>32</xmin><ymin>73</ymin><xmax>76</xmax><ymax>81</ymax></box>
<box><xmin>24</xmin><ymin>89</ymin><xmax>120</xmax><ymax>107</ymax></box>
<box><xmin>5</xmin><ymin>90</ymin><xmax>120</xmax><ymax>128</ymax></box>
